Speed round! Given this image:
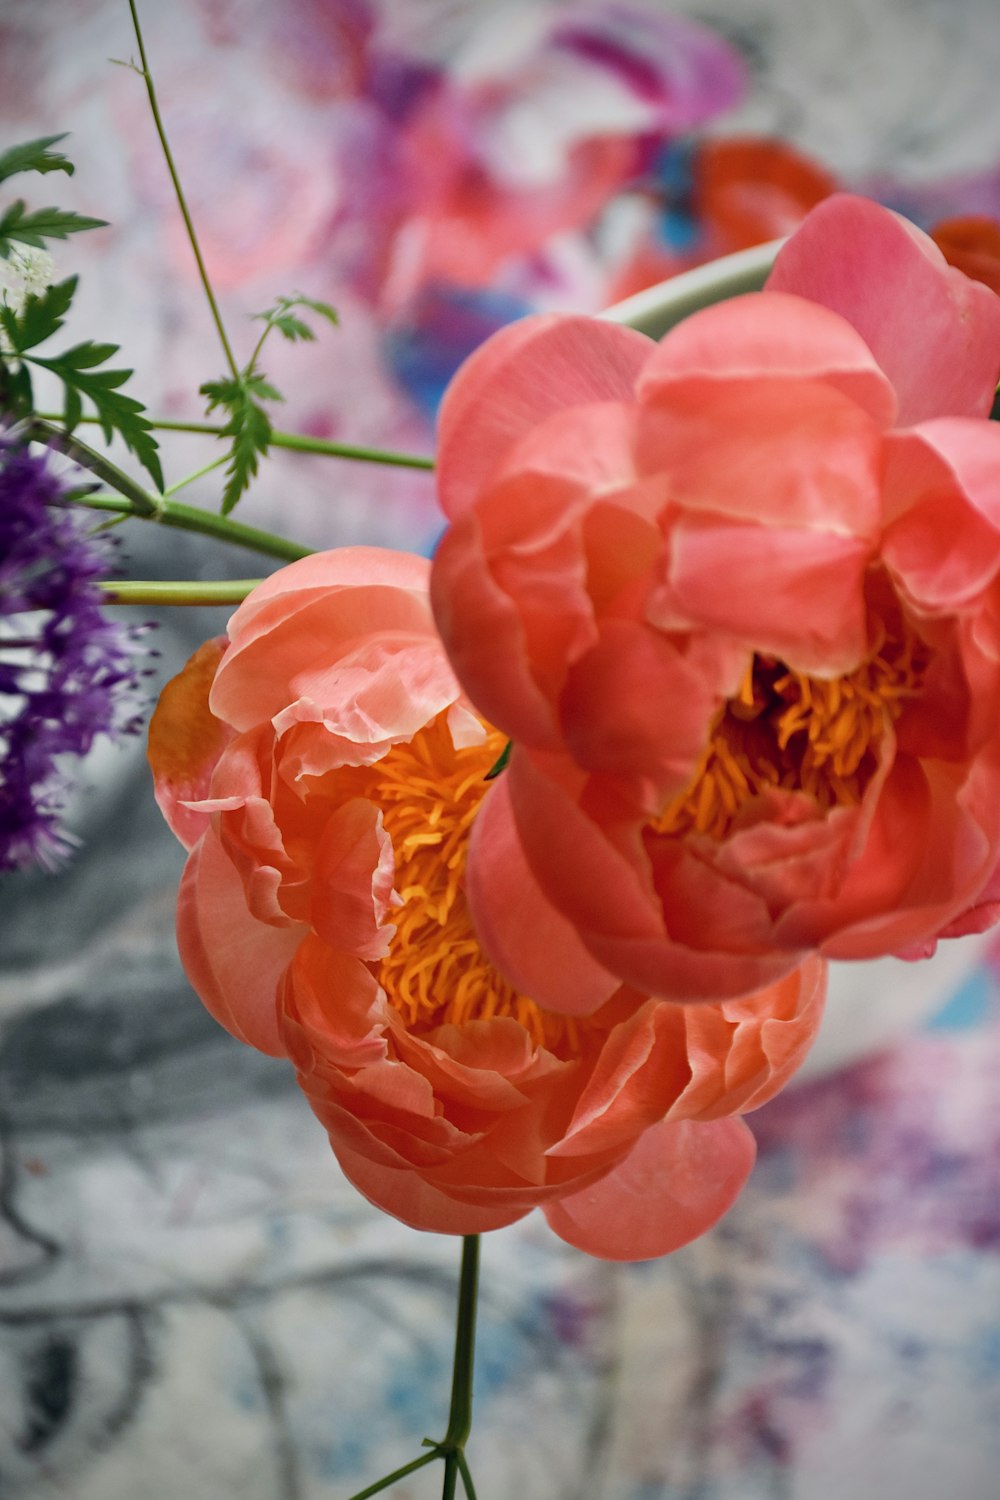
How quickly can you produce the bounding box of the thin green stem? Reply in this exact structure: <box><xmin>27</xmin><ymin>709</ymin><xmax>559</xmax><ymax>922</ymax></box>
<box><xmin>443</xmin><ymin>1235</ymin><xmax>480</xmax><ymax>1450</ymax></box>
<box><xmin>345</xmin><ymin>1448</ymin><xmax>440</xmax><ymax>1500</ymax></box>
<box><xmin>29</xmin><ymin>419</ymin><xmax>161</xmax><ymax>517</ymax></box>
<box><xmin>343</xmin><ymin>1236</ymin><xmax>481</xmax><ymax>1500</ymax></box>
<box><xmin>163</xmin><ymin>451</ymin><xmax>229</xmax><ymax>497</ymax></box>
<box><xmin>71</xmin><ymin>492</ymin><xmax>312</xmax><ymax>563</ymax></box>
<box><xmin>39</xmin><ymin>410</ymin><xmax>435</xmax><ymax>469</ymax></box>
<box><xmin>456</xmin><ymin>1451</ymin><xmax>479</xmax><ymax>1500</ymax></box>
<box><xmin>99</xmin><ymin>579</ymin><xmax>261</xmax><ymax>606</ymax></box>
<box><xmin>127</xmin><ymin>0</ymin><xmax>240</xmax><ymax>380</ymax></box>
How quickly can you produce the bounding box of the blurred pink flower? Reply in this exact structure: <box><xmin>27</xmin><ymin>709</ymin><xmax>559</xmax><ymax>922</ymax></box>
<box><xmin>431</xmin><ymin>194</ymin><xmax>1000</xmax><ymax>1002</ymax></box>
<box><xmin>149</xmin><ymin>548</ymin><xmax>825</xmax><ymax>1258</ymax></box>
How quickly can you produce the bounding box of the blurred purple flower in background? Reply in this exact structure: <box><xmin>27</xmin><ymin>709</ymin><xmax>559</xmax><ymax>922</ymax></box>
<box><xmin>0</xmin><ymin>436</ymin><xmax>148</xmax><ymax>872</ymax></box>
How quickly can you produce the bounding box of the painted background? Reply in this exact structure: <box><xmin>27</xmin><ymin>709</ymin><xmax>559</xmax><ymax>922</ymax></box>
<box><xmin>3</xmin><ymin>1</ymin><xmax>1000</xmax><ymax>1495</ymax></box>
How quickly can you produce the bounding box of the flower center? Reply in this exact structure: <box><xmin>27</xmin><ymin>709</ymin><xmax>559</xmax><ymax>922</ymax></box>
<box><xmin>654</xmin><ymin>621</ymin><xmax>928</xmax><ymax>840</ymax></box>
<box><xmin>357</xmin><ymin>714</ymin><xmax>572</xmax><ymax>1050</ymax></box>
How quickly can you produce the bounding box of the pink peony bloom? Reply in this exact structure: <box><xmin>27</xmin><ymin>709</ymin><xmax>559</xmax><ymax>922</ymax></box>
<box><xmin>149</xmin><ymin>548</ymin><xmax>825</xmax><ymax>1258</ymax></box>
<box><xmin>430</xmin><ymin>193</ymin><xmax>1000</xmax><ymax>1002</ymax></box>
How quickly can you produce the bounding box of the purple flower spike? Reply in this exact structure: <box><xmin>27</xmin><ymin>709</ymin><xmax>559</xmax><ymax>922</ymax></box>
<box><xmin>0</xmin><ymin>434</ymin><xmax>147</xmax><ymax>873</ymax></box>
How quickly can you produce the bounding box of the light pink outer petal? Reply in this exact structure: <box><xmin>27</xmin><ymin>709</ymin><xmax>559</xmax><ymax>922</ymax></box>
<box><xmin>436</xmin><ymin>313</ymin><xmax>653</xmax><ymax>518</ymax></box>
<box><xmin>637</xmin><ymin>288</ymin><xmax>897</xmax><ymax>427</ymax></box>
<box><xmin>465</xmin><ymin>776</ymin><xmax>620</xmax><ymax>1015</ymax></box>
<box><xmin>767</xmin><ymin>194</ymin><xmax>1000</xmax><ymax>424</ymax></box>
<box><xmin>177</xmin><ymin>831</ymin><xmax>305</xmax><ymax>1056</ymax></box>
<box><xmin>212</xmin><ymin>549</ymin><xmax>437</xmax><ymax>731</ymax></box>
<box><xmin>543</xmin><ymin>1116</ymin><xmax>756</xmax><ymax>1260</ymax></box>
<box><xmin>226</xmin><ymin>546</ymin><xmax>431</xmax><ymax>651</ymax></box>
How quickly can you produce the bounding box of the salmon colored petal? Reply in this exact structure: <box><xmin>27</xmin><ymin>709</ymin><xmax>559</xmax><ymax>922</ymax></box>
<box><xmin>333</xmin><ymin>1139</ymin><xmax>532</xmax><ymax>1235</ymax></box>
<box><xmin>504</xmin><ymin>750</ymin><xmax>798</xmax><ymax>1001</ymax></box>
<box><xmin>437</xmin><ymin>313</ymin><xmax>653</xmax><ymax>519</ymax></box>
<box><xmin>431</xmin><ymin>508</ymin><xmax>564</xmax><ymax>749</ymax></box>
<box><xmin>637</xmin><ymin>289</ymin><xmax>897</xmax><ymax>427</ymax></box>
<box><xmin>543</xmin><ymin>1116</ymin><xmax>757</xmax><ymax>1260</ymax></box>
<box><xmin>548</xmin><ymin>1000</ymin><xmax>690</xmax><ymax>1157</ymax></box>
<box><xmin>654</xmin><ymin>515</ymin><xmax>871</xmax><ymax>675</ymax></box>
<box><xmin>465</xmin><ymin>775</ymin><xmax>620</xmax><ymax>1016</ymax></box>
<box><xmin>636</xmin><ymin>376</ymin><xmax>883</xmax><ymax>538</ymax></box>
<box><xmin>147</xmin><ymin>637</ymin><xmax>231</xmax><ymax>850</ymax></box>
<box><xmin>557</xmin><ymin>621</ymin><xmax>736</xmax><ymax>789</ymax></box>
<box><xmin>177</xmin><ymin>831</ymin><xmax>304</xmax><ymax>1056</ymax></box>
<box><xmin>226</xmin><ymin>546</ymin><xmax>431</xmax><ymax>653</ymax></box>
<box><xmin>882</xmin><ymin>421</ymin><xmax>1000</xmax><ymax>612</ymax></box>
<box><xmin>767</xmin><ymin>193</ymin><xmax>1000</xmax><ymax>423</ymax></box>
<box><xmin>311</xmin><ymin>798</ymin><xmax>395</xmax><ymax>960</ymax></box>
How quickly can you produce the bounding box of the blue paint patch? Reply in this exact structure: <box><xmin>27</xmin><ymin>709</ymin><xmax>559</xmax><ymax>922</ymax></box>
<box><xmin>926</xmin><ymin>966</ymin><xmax>996</xmax><ymax>1032</ymax></box>
<box><xmin>383</xmin><ymin>284</ymin><xmax>534</xmax><ymax>419</ymax></box>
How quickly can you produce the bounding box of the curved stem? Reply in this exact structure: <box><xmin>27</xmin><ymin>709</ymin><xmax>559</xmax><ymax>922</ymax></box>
<box><xmin>99</xmin><ymin>579</ymin><xmax>261</xmax><ymax>606</ymax></box>
<box><xmin>38</xmin><ymin>411</ymin><xmax>436</xmax><ymax>470</ymax></box>
<box><xmin>72</xmin><ymin>492</ymin><xmax>312</xmax><ymax>563</ymax></box>
<box><xmin>128</xmin><ymin>0</ymin><xmax>240</xmax><ymax>379</ymax></box>
<box><xmin>345</xmin><ymin>1448</ymin><xmax>440</xmax><ymax>1500</ymax></box>
<box><xmin>29</xmin><ymin>419</ymin><xmax>161</xmax><ymax>517</ymax></box>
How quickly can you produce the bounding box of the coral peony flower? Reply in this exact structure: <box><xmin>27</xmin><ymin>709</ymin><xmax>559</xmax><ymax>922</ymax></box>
<box><xmin>149</xmin><ymin>548</ymin><xmax>825</xmax><ymax>1258</ymax></box>
<box><xmin>430</xmin><ymin>193</ymin><xmax>1000</xmax><ymax>1003</ymax></box>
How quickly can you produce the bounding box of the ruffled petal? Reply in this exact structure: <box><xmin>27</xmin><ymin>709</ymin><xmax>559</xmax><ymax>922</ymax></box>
<box><xmin>333</xmin><ymin>1138</ymin><xmax>532</xmax><ymax>1235</ymax></box>
<box><xmin>767</xmin><ymin>194</ymin><xmax>1000</xmax><ymax>424</ymax></box>
<box><xmin>543</xmin><ymin>1116</ymin><xmax>756</xmax><ymax>1260</ymax></box>
<box><xmin>177</xmin><ymin>831</ymin><xmax>304</xmax><ymax>1056</ymax></box>
<box><xmin>882</xmin><ymin>420</ymin><xmax>1000</xmax><ymax>613</ymax></box>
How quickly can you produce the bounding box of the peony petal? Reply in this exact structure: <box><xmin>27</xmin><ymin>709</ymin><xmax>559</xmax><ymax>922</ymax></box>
<box><xmin>311</xmin><ymin>798</ymin><xmax>395</xmax><ymax>960</ymax></box>
<box><xmin>436</xmin><ymin>313</ymin><xmax>653</xmax><ymax>518</ymax></box>
<box><xmin>465</xmin><ymin>775</ymin><xmax>620</xmax><ymax>1015</ymax></box>
<box><xmin>333</xmin><ymin>1138</ymin><xmax>533</xmax><ymax>1235</ymax></box>
<box><xmin>637</xmin><ymin>288</ymin><xmax>897</xmax><ymax>427</ymax></box>
<box><xmin>147</xmin><ymin>637</ymin><xmax>231</xmax><ymax>850</ymax></box>
<box><xmin>768</xmin><ymin>194</ymin><xmax>1000</xmax><ymax>424</ymax></box>
<box><xmin>635</xmin><ymin>374</ymin><xmax>884</xmax><ymax>539</ymax></box>
<box><xmin>543</xmin><ymin>1116</ymin><xmax>757</xmax><ymax>1260</ymax></box>
<box><xmin>177</xmin><ymin>831</ymin><xmax>304</xmax><ymax>1056</ymax></box>
<box><xmin>882</xmin><ymin>421</ymin><xmax>1000</xmax><ymax>612</ymax></box>
<box><xmin>655</xmin><ymin>514</ymin><xmax>872</xmax><ymax>674</ymax></box>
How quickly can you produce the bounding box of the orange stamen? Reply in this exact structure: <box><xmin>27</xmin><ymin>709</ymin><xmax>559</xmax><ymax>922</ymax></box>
<box><xmin>345</xmin><ymin>714</ymin><xmax>575</xmax><ymax>1051</ymax></box>
<box><xmin>654</xmin><ymin>621</ymin><xmax>927</xmax><ymax>841</ymax></box>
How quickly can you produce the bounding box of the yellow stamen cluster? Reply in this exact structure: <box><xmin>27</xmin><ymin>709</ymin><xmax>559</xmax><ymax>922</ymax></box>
<box><xmin>655</xmin><ymin>621</ymin><xmax>927</xmax><ymax>841</ymax></box>
<box><xmin>352</xmin><ymin>714</ymin><xmax>571</xmax><ymax>1050</ymax></box>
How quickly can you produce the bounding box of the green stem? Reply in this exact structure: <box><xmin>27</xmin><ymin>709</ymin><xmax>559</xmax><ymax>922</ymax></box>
<box><xmin>127</xmin><ymin>0</ymin><xmax>240</xmax><ymax>380</ymax></box>
<box><xmin>443</xmin><ymin>1235</ymin><xmax>480</xmax><ymax>1451</ymax></box>
<box><xmin>38</xmin><ymin>411</ymin><xmax>435</xmax><ymax>470</ymax></box>
<box><xmin>163</xmin><ymin>451</ymin><xmax>229</xmax><ymax>496</ymax></box>
<box><xmin>30</xmin><ymin>419</ymin><xmax>161</xmax><ymax>517</ymax></box>
<box><xmin>73</xmin><ymin>492</ymin><xmax>312</xmax><ymax>563</ymax></box>
<box><xmin>456</xmin><ymin>1451</ymin><xmax>479</xmax><ymax>1500</ymax></box>
<box><xmin>343</xmin><ymin>1236</ymin><xmax>481</xmax><ymax>1500</ymax></box>
<box><xmin>345</xmin><ymin>1449</ymin><xmax>440</xmax><ymax>1500</ymax></box>
<box><xmin>99</xmin><ymin>579</ymin><xmax>261</xmax><ymax>606</ymax></box>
